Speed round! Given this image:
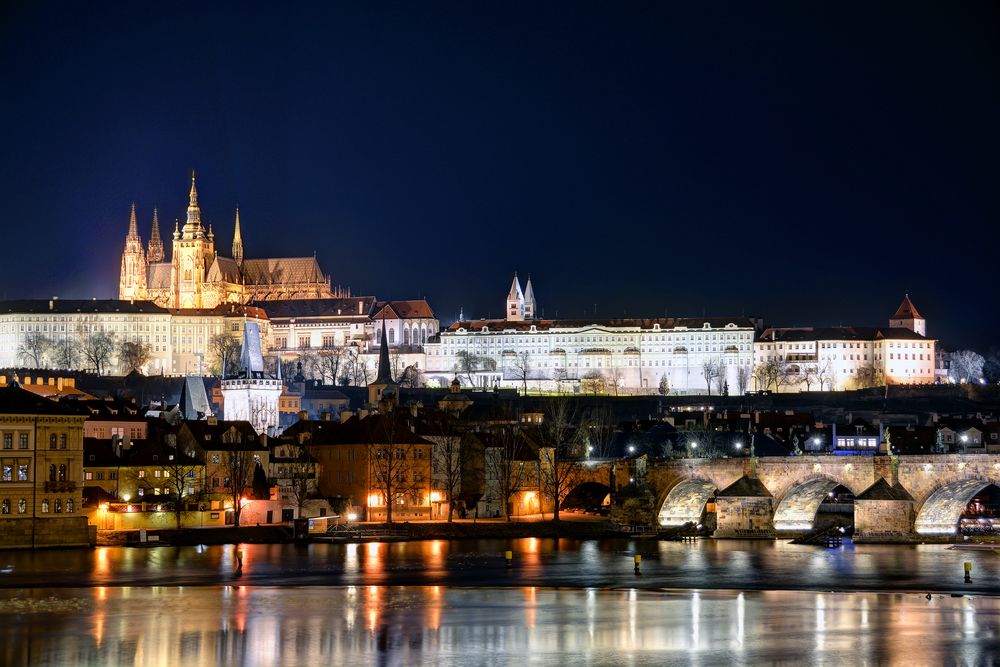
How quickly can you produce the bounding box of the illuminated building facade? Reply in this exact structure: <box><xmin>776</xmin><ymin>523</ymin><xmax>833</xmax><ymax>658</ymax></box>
<box><xmin>119</xmin><ymin>173</ymin><xmax>343</xmax><ymax>309</ymax></box>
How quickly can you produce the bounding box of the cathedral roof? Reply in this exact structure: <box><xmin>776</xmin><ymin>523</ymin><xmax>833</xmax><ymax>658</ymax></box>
<box><xmin>240</xmin><ymin>257</ymin><xmax>326</xmax><ymax>286</ymax></box>
<box><xmin>891</xmin><ymin>295</ymin><xmax>923</xmax><ymax>321</ymax></box>
<box><xmin>147</xmin><ymin>262</ymin><xmax>172</xmax><ymax>290</ymax></box>
<box><xmin>206</xmin><ymin>256</ymin><xmax>243</xmax><ymax>284</ymax></box>
<box><xmin>507</xmin><ymin>274</ymin><xmax>523</xmax><ymax>301</ymax></box>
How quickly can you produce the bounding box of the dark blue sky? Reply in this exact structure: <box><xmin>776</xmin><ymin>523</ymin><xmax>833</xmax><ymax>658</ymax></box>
<box><xmin>1</xmin><ymin>2</ymin><xmax>997</xmax><ymax>349</ymax></box>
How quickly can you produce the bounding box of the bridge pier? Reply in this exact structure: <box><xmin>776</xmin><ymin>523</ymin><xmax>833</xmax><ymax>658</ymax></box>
<box><xmin>713</xmin><ymin>476</ymin><xmax>776</xmax><ymax>539</ymax></box>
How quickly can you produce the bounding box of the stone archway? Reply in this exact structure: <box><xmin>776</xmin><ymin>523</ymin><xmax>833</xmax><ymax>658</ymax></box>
<box><xmin>562</xmin><ymin>481</ymin><xmax>612</xmax><ymax>512</ymax></box>
<box><xmin>915</xmin><ymin>478</ymin><xmax>999</xmax><ymax>536</ymax></box>
<box><xmin>657</xmin><ymin>478</ymin><xmax>717</xmax><ymax>527</ymax></box>
<box><xmin>772</xmin><ymin>477</ymin><xmax>855</xmax><ymax>533</ymax></box>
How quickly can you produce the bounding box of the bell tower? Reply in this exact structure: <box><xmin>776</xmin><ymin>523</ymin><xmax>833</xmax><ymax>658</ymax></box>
<box><xmin>119</xmin><ymin>203</ymin><xmax>147</xmax><ymax>300</ymax></box>
<box><xmin>170</xmin><ymin>171</ymin><xmax>215</xmax><ymax>308</ymax></box>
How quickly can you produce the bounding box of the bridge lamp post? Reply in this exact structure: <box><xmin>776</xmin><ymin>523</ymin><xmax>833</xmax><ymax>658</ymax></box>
<box><xmin>734</xmin><ymin>441</ymin><xmax>743</xmax><ymax>455</ymax></box>
<box><xmin>689</xmin><ymin>442</ymin><xmax>698</xmax><ymax>458</ymax></box>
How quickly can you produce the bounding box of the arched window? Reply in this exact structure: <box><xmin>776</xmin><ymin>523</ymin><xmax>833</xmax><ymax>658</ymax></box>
<box><xmin>59</xmin><ymin>434</ymin><xmax>67</xmax><ymax>449</ymax></box>
<box><xmin>389</xmin><ymin>328</ymin><xmax>395</xmax><ymax>344</ymax></box>
<box><xmin>49</xmin><ymin>434</ymin><xmax>57</xmax><ymax>449</ymax></box>
<box><xmin>48</xmin><ymin>464</ymin><xmax>56</xmax><ymax>481</ymax></box>
<box><xmin>66</xmin><ymin>498</ymin><xmax>74</xmax><ymax>513</ymax></box>
<box><xmin>1</xmin><ymin>499</ymin><xmax>9</xmax><ymax>514</ymax></box>
<box><xmin>58</xmin><ymin>464</ymin><xmax>66</xmax><ymax>481</ymax></box>
<box><xmin>403</xmin><ymin>328</ymin><xmax>410</xmax><ymax>345</ymax></box>
<box><xmin>17</xmin><ymin>499</ymin><xmax>26</xmax><ymax>514</ymax></box>
<box><xmin>376</xmin><ymin>328</ymin><xmax>382</xmax><ymax>344</ymax></box>
<box><xmin>54</xmin><ymin>499</ymin><xmax>61</xmax><ymax>513</ymax></box>
<box><xmin>41</xmin><ymin>499</ymin><xmax>49</xmax><ymax>513</ymax></box>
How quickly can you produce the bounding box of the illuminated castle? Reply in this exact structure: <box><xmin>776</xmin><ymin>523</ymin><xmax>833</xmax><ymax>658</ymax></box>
<box><xmin>119</xmin><ymin>172</ymin><xmax>345</xmax><ymax>309</ymax></box>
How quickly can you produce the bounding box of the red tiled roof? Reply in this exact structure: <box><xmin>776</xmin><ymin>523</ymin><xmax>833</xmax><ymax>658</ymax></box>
<box><xmin>892</xmin><ymin>295</ymin><xmax>923</xmax><ymax>321</ymax></box>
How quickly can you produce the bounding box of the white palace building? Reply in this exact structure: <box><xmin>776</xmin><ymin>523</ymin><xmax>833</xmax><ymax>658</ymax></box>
<box><xmin>423</xmin><ymin>275</ymin><xmax>757</xmax><ymax>394</ymax></box>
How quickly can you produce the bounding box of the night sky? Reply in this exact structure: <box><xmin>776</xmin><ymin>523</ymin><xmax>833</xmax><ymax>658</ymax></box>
<box><xmin>1</xmin><ymin>2</ymin><xmax>997</xmax><ymax>350</ymax></box>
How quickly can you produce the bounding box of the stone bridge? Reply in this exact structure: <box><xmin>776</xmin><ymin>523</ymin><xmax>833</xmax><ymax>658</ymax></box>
<box><xmin>563</xmin><ymin>454</ymin><xmax>1000</xmax><ymax>541</ymax></box>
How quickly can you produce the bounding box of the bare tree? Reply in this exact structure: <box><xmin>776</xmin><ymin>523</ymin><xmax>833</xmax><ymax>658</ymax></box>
<box><xmin>511</xmin><ymin>351</ymin><xmax>531</xmax><ymax>395</ymax></box>
<box><xmin>606</xmin><ymin>366</ymin><xmax>624</xmax><ymax>396</ymax></box>
<box><xmin>817</xmin><ymin>361</ymin><xmax>836</xmax><ymax>391</ymax></box>
<box><xmin>701</xmin><ymin>358</ymin><xmax>722</xmax><ymax>395</ymax></box>
<box><xmin>454</xmin><ymin>350</ymin><xmax>495</xmax><ymax>387</ymax></box>
<box><xmin>485</xmin><ymin>422</ymin><xmax>530</xmax><ymax>521</ymax></box>
<box><xmin>284</xmin><ymin>445</ymin><xmax>315</xmax><ymax>517</ymax></box>
<box><xmin>735</xmin><ymin>365</ymin><xmax>751</xmax><ymax>395</ymax></box>
<box><xmin>162</xmin><ymin>438</ymin><xmax>204</xmax><ymax>529</ymax></box>
<box><xmin>584</xmin><ymin>406</ymin><xmax>618</xmax><ymax>459</ymax></box>
<box><xmin>208</xmin><ymin>333</ymin><xmax>241</xmax><ymax>377</ymax></box>
<box><xmin>224</xmin><ymin>447</ymin><xmax>258</xmax><ymax>527</ymax></box>
<box><xmin>950</xmin><ymin>350</ymin><xmax>985</xmax><ymax>383</ymax></box>
<box><xmin>79</xmin><ymin>328</ymin><xmax>115</xmax><ymax>375</ymax></box>
<box><xmin>538</xmin><ymin>397</ymin><xmax>583</xmax><ymax>521</ymax></box>
<box><xmin>425</xmin><ymin>411</ymin><xmax>466</xmax><ymax>522</ymax></box>
<box><xmin>581</xmin><ymin>370</ymin><xmax>605</xmax><ymax>396</ymax></box>
<box><xmin>712</xmin><ymin>359</ymin><xmax>727</xmax><ymax>395</ymax></box>
<box><xmin>17</xmin><ymin>332</ymin><xmax>51</xmax><ymax>368</ymax></box>
<box><xmin>50</xmin><ymin>337</ymin><xmax>78</xmax><ymax>370</ymax></box>
<box><xmin>366</xmin><ymin>407</ymin><xmax>423</xmax><ymax>524</ymax></box>
<box><xmin>397</xmin><ymin>364</ymin><xmax>422</xmax><ymax>388</ymax></box>
<box><xmin>118</xmin><ymin>340</ymin><xmax>151</xmax><ymax>374</ymax></box>
<box><xmin>801</xmin><ymin>364</ymin><xmax>820</xmax><ymax>391</ymax></box>
<box><xmin>316</xmin><ymin>348</ymin><xmax>345</xmax><ymax>384</ymax></box>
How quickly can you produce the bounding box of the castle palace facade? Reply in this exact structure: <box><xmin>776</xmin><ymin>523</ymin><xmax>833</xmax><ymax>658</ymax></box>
<box><xmin>119</xmin><ymin>173</ymin><xmax>342</xmax><ymax>309</ymax></box>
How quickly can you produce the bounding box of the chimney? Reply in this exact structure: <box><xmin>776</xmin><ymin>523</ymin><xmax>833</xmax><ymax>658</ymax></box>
<box><xmin>340</xmin><ymin>410</ymin><xmax>353</xmax><ymax>423</ymax></box>
<box><xmin>297</xmin><ymin>410</ymin><xmax>308</xmax><ymax>421</ymax></box>
<box><xmin>321</xmin><ymin>411</ymin><xmax>332</xmax><ymax>421</ymax></box>
<box><xmin>358</xmin><ymin>301</ymin><xmax>363</xmax><ymax>315</ymax></box>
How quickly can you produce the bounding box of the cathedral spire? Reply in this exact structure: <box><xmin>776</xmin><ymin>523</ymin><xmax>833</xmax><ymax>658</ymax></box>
<box><xmin>232</xmin><ymin>207</ymin><xmax>244</xmax><ymax>263</ymax></box>
<box><xmin>126</xmin><ymin>202</ymin><xmax>140</xmax><ymax>240</ymax></box>
<box><xmin>147</xmin><ymin>208</ymin><xmax>164</xmax><ymax>262</ymax></box>
<box><xmin>183</xmin><ymin>170</ymin><xmax>204</xmax><ymax>237</ymax></box>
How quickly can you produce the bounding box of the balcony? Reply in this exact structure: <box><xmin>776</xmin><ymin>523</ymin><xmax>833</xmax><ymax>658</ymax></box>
<box><xmin>45</xmin><ymin>480</ymin><xmax>77</xmax><ymax>493</ymax></box>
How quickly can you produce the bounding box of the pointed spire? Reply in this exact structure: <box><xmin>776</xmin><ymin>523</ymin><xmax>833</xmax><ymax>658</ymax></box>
<box><xmin>507</xmin><ymin>272</ymin><xmax>524</xmax><ymax>301</ymax></box>
<box><xmin>183</xmin><ymin>169</ymin><xmax>203</xmax><ymax>236</ymax></box>
<box><xmin>126</xmin><ymin>203</ymin><xmax>140</xmax><ymax>239</ymax></box>
<box><xmin>147</xmin><ymin>208</ymin><xmax>164</xmax><ymax>262</ymax></box>
<box><xmin>232</xmin><ymin>207</ymin><xmax>244</xmax><ymax>263</ymax></box>
<box><xmin>173</xmin><ymin>218</ymin><xmax>181</xmax><ymax>240</ymax></box>
<box><xmin>524</xmin><ymin>274</ymin><xmax>537</xmax><ymax>319</ymax></box>
<box><xmin>374</xmin><ymin>318</ymin><xmax>394</xmax><ymax>385</ymax></box>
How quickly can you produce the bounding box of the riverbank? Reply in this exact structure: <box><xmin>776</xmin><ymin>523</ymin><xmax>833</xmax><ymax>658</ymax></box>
<box><xmin>95</xmin><ymin>518</ymin><xmax>625</xmax><ymax>547</ymax></box>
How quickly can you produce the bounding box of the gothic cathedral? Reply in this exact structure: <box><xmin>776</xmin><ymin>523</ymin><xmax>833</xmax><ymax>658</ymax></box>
<box><xmin>119</xmin><ymin>173</ymin><xmax>343</xmax><ymax>309</ymax></box>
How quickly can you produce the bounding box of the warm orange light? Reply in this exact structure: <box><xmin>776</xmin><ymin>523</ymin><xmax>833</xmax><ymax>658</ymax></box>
<box><xmin>239</xmin><ymin>497</ymin><xmax>250</xmax><ymax>507</ymax></box>
<box><xmin>99</xmin><ymin>503</ymin><xmax>109</xmax><ymax>511</ymax></box>
<box><xmin>429</xmin><ymin>491</ymin><xmax>442</xmax><ymax>502</ymax></box>
<box><xmin>367</xmin><ymin>494</ymin><xmax>383</xmax><ymax>506</ymax></box>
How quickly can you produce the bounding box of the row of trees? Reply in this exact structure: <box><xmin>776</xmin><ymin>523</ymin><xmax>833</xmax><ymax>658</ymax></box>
<box><xmin>368</xmin><ymin>400</ymin><xmax>621</xmax><ymax>524</ymax></box>
<box><xmin>18</xmin><ymin>330</ymin><xmax>151</xmax><ymax>375</ymax></box>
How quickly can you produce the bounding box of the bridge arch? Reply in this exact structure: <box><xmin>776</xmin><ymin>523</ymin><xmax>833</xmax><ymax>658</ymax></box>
<box><xmin>914</xmin><ymin>478</ymin><xmax>1000</xmax><ymax>536</ymax></box>
<box><xmin>562</xmin><ymin>481</ymin><xmax>612</xmax><ymax>512</ymax></box>
<box><xmin>657</xmin><ymin>478</ymin><xmax>718</xmax><ymax>527</ymax></box>
<box><xmin>772</xmin><ymin>476</ymin><xmax>856</xmax><ymax>533</ymax></box>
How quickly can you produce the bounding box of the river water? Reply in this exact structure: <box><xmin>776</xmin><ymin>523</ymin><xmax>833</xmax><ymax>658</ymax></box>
<box><xmin>1</xmin><ymin>539</ymin><xmax>999</xmax><ymax>665</ymax></box>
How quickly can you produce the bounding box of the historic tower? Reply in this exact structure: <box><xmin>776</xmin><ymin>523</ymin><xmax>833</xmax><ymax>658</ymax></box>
<box><xmin>232</xmin><ymin>207</ymin><xmax>244</xmax><ymax>264</ymax></box>
<box><xmin>506</xmin><ymin>273</ymin><xmax>525</xmax><ymax>321</ymax></box>
<box><xmin>220</xmin><ymin>321</ymin><xmax>281</xmax><ymax>435</ymax></box>
<box><xmin>890</xmin><ymin>294</ymin><xmax>926</xmax><ymax>337</ymax></box>
<box><xmin>524</xmin><ymin>275</ymin><xmax>537</xmax><ymax>320</ymax></box>
<box><xmin>169</xmin><ymin>172</ymin><xmax>215</xmax><ymax>308</ymax></box>
<box><xmin>119</xmin><ymin>203</ymin><xmax>147</xmax><ymax>301</ymax></box>
<box><xmin>147</xmin><ymin>208</ymin><xmax>164</xmax><ymax>263</ymax></box>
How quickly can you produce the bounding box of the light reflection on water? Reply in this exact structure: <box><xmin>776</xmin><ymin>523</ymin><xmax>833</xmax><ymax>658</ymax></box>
<box><xmin>1</xmin><ymin>586</ymin><xmax>997</xmax><ymax>666</ymax></box>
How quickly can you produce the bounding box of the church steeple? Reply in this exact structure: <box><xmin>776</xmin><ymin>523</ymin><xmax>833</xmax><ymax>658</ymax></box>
<box><xmin>119</xmin><ymin>203</ymin><xmax>147</xmax><ymax>300</ymax></box>
<box><xmin>524</xmin><ymin>275</ymin><xmax>537</xmax><ymax>320</ymax></box>
<box><xmin>369</xmin><ymin>318</ymin><xmax>398</xmax><ymax>408</ymax></box>
<box><xmin>232</xmin><ymin>207</ymin><xmax>244</xmax><ymax>264</ymax></box>
<box><xmin>147</xmin><ymin>208</ymin><xmax>164</xmax><ymax>262</ymax></box>
<box><xmin>506</xmin><ymin>272</ymin><xmax>525</xmax><ymax>321</ymax></box>
<box><xmin>183</xmin><ymin>170</ymin><xmax>204</xmax><ymax>238</ymax></box>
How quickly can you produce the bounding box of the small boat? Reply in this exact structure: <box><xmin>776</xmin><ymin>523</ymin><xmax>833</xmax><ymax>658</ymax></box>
<box><xmin>0</xmin><ymin>565</ymin><xmax>13</xmax><ymax>574</ymax></box>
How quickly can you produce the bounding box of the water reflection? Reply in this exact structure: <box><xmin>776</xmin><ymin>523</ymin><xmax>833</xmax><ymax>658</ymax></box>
<box><xmin>8</xmin><ymin>586</ymin><xmax>993</xmax><ymax>666</ymax></box>
<box><xmin>3</xmin><ymin>539</ymin><xmax>1000</xmax><ymax>596</ymax></box>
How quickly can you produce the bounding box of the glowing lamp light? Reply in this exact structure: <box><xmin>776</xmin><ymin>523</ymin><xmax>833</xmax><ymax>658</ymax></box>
<box><xmin>224</xmin><ymin>501</ymin><xmax>234</xmax><ymax>510</ymax></box>
<box><xmin>960</xmin><ymin>435</ymin><xmax>969</xmax><ymax>443</ymax></box>
<box><xmin>429</xmin><ymin>491</ymin><xmax>442</xmax><ymax>502</ymax></box>
<box><xmin>524</xmin><ymin>491</ymin><xmax>536</xmax><ymax>501</ymax></box>
<box><xmin>812</xmin><ymin>438</ymin><xmax>821</xmax><ymax>445</ymax></box>
<box><xmin>367</xmin><ymin>494</ymin><xmax>382</xmax><ymax>507</ymax></box>
<box><xmin>121</xmin><ymin>494</ymin><xmax>130</xmax><ymax>503</ymax></box>
<box><xmin>734</xmin><ymin>442</ymin><xmax>742</xmax><ymax>451</ymax></box>
<box><xmin>239</xmin><ymin>497</ymin><xmax>250</xmax><ymax>507</ymax></box>
<box><xmin>691</xmin><ymin>443</ymin><xmax>698</xmax><ymax>450</ymax></box>
<box><xmin>99</xmin><ymin>503</ymin><xmax>109</xmax><ymax>511</ymax></box>
<box><xmin>628</xmin><ymin>445</ymin><xmax>636</xmax><ymax>454</ymax></box>
<box><xmin>346</xmin><ymin>512</ymin><xmax>358</xmax><ymax>522</ymax></box>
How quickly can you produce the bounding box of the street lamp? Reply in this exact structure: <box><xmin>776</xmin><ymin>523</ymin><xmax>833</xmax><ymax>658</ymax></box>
<box><xmin>627</xmin><ymin>445</ymin><xmax>636</xmax><ymax>454</ymax></box>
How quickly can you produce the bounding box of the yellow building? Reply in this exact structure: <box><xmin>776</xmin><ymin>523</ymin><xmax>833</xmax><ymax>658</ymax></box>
<box><xmin>0</xmin><ymin>383</ymin><xmax>89</xmax><ymax>548</ymax></box>
<box><xmin>120</xmin><ymin>173</ymin><xmax>344</xmax><ymax>309</ymax></box>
